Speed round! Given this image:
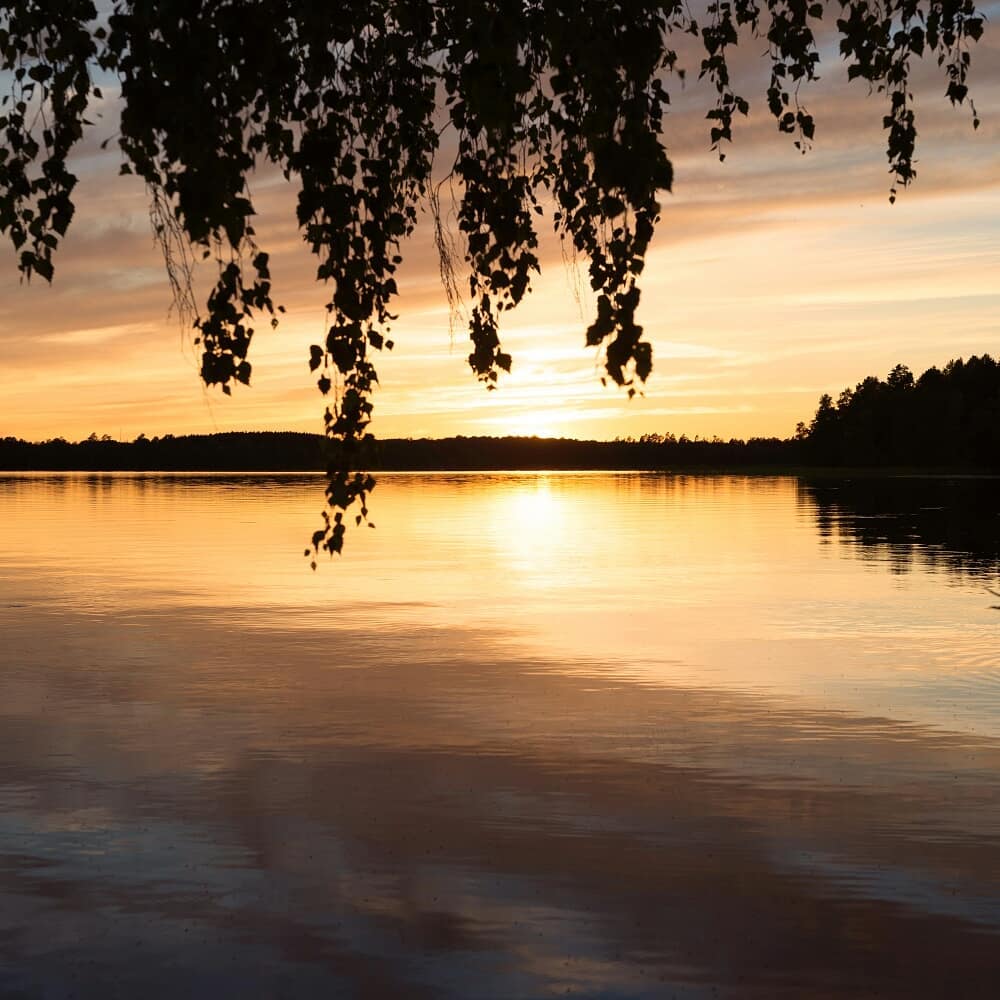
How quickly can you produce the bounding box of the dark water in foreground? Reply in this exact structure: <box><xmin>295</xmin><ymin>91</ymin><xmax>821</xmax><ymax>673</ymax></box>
<box><xmin>1</xmin><ymin>473</ymin><xmax>998</xmax><ymax>998</ymax></box>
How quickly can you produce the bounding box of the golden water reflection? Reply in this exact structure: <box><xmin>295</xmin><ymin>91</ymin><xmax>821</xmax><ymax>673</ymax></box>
<box><xmin>2</xmin><ymin>473</ymin><xmax>997</xmax><ymax>733</ymax></box>
<box><xmin>0</xmin><ymin>473</ymin><xmax>999</xmax><ymax>997</ymax></box>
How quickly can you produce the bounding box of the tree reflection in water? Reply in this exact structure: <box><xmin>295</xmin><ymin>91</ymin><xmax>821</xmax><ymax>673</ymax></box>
<box><xmin>803</xmin><ymin>476</ymin><xmax>1000</xmax><ymax>584</ymax></box>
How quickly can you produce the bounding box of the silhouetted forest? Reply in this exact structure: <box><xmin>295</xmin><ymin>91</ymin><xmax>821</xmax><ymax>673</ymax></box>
<box><xmin>0</xmin><ymin>432</ymin><xmax>328</xmax><ymax>472</ymax></box>
<box><xmin>0</xmin><ymin>431</ymin><xmax>796</xmax><ymax>472</ymax></box>
<box><xmin>800</xmin><ymin>356</ymin><xmax>1000</xmax><ymax>467</ymax></box>
<box><xmin>796</xmin><ymin>354</ymin><xmax>1000</xmax><ymax>582</ymax></box>
<box><xmin>3</xmin><ymin>355</ymin><xmax>998</xmax><ymax>472</ymax></box>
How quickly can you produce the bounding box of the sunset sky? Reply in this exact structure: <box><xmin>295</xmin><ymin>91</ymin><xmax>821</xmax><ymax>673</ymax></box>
<box><xmin>1</xmin><ymin>15</ymin><xmax>998</xmax><ymax>444</ymax></box>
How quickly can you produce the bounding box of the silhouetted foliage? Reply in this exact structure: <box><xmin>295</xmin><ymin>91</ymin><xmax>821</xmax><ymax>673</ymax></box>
<box><xmin>0</xmin><ymin>1</ymin><xmax>984</xmax><ymax>554</ymax></box>
<box><xmin>800</xmin><ymin>356</ymin><xmax>1000</xmax><ymax>468</ymax></box>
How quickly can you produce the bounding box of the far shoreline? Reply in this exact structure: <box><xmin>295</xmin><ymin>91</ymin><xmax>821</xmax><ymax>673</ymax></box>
<box><xmin>3</xmin><ymin>430</ymin><xmax>999</xmax><ymax>476</ymax></box>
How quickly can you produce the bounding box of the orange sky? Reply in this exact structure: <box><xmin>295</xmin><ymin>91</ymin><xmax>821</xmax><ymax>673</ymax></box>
<box><xmin>1</xmin><ymin>21</ymin><xmax>998</xmax><ymax>443</ymax></box>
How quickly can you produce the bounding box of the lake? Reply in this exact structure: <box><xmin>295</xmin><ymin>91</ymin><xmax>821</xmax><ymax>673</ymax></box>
<box><xmin>1</xmin><ymin>472</ymin><xmax>999</xmax><ymax>997</ymax></box>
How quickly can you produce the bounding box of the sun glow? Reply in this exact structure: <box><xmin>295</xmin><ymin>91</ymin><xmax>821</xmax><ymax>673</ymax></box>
<box><xmin>495</xmin><ymin>410</ymin><xmax>568</xmax><ymax>440</ymax></box>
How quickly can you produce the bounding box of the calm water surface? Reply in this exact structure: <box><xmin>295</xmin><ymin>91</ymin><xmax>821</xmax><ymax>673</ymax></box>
<box><xmin>1</xmin><ymin>472</ymin><xmax>998</xmax><ymax>997</ymax></box>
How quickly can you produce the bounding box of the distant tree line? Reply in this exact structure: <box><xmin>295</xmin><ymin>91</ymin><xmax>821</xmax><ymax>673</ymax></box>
<box><xmin>799</xmin><ymin>355</ymin><xmax>1000</xmax><ymax>467</ymax></box>
<box><xmin>0</xmin><ymin>432</ymin><xmax>328</xmax><ymax>471</ymax></box>
<box><xmin>370</xmin><ymin>434</ymin><xmax>798</xmax><ymax>470</ymax></box>
<box><xmin>2</xmin><ymin>355</ymin><xmax>997</xmax><ymax>472</ymax></box>
<box><xmin>0</xmin><ymin>431</ymin><xmax>796</xmax><ymax>472</ymax></box>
